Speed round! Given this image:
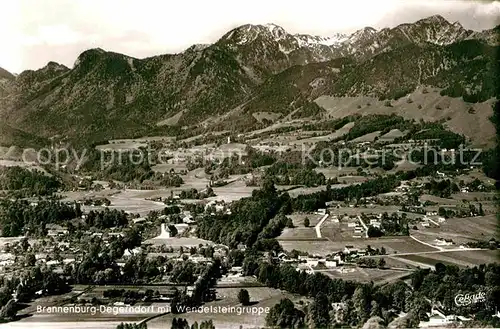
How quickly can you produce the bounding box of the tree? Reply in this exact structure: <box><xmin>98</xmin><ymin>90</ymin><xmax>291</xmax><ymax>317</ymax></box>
<box><xmin>0</xmin><ymin>299</ymin><xmax>17</xmax><ymax>320</ymax></box>
<box><xmin>478</xmin><ymin>203</ymin><xmax>485</xmax><ymax>216</ymax></box>
<box><xmin>370</xmin><ymin>300</ymin><xmax>381</xmax><ymax>317</ymax></box>
<box><xmin>266</xmin><ymin>298</ymin><xmax>305</xmax><ymax>329</ymax></box>
<box><xmin>237</xmin><ymin>289</ymin><xmax>250</xmax><ymax>306</ymax></box>
<box><xmin>168</xmin><ymin>225</ymin><xmax>178</xmax><ymax>237</ymax></box>
<box><xmin>307</xmin><ymin>292</ymin><xmax>330</xmax><ymax>328</ymax></box>
<box><xmin>286</xmin><ymin>217</ymin><xmax>294</xmax><ymax>228</ymax></box>
<box><xmin>303</xmin><ymin>217</ymin><xmax>310</xmax><ymax>228</ymax></box>
<box><xmin>352</xmin><ymin>286</ymin><xmax>370</xmax><ymax>323</ymax></box>
<box><xmin>20</xmin><ymin>238</ymin><xmax>30</xmax><ymax>252</ymax></box>
<box><xmin>377</xmin><ymin>258</ymin><xmax>386</xmax><ymax>269</ymax></box>
<box><xmin>367</xmin><ymin>226</ymin><xmax>383</xmax><ymax>237</ymax></box>
<box><xmin>25</xmin><ymin>253</ymin><xmax>36</xmax><ymax>267</ymax></box>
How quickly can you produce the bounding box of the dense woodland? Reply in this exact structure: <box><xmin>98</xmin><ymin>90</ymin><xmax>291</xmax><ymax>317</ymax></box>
<box><xmin>0</xmin><ymin>166</ymin><xmax>61</xmax><ymax>196</ymax></box>
<box><xmin>0</xmin><ymin>199</ymin><xmax>81</xmax><ymax>237</ymax></box>
<box><xmin>256</xmin><ymin>260</ymin><xmax>500</xmax><ymax>328</ymax></box>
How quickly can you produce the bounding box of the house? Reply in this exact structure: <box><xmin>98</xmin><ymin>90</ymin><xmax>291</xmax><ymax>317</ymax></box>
<box><xmin>229</xmin><ymin>267</ymin><xmax>243</xmax><ymax>275</ymax></box>
<box><xmin>347</xmin><ymin>222</ymin><xmax>357</xmax><ymax>228</ymax></box>
<box><xmin>123</xmin><ymin>247</ymin><xmax>142</xmax><ymax>257</ymax></box>
<box><xmin>344</xmin><ymin>246</ymin><xmax>359</xmax><ymax>254</ymax></box>
<box><xmin>158</xmin><ymin>223</ymin><xmax>173</xmax><ymax>238</ymax></box>
<box><xmin>434</xmin><ymin>238</ymin><xmax>454</xmax><ymax>246</ymax></box>
<box><xmin>419</xmin><ymin>307</ymin><xmax>470</xmax><ymax>328</ymax></box>
<box><xmin>157</xmin><ymin>288</ymin><xmax>178</xmax><ymax>301</ymax></box>
<box><xmin>333</xmin><ymin>254</ymin><xmax>344</xmax><ymax>265</ymax></box>
<box><xmin>304</xmin><ymin>258</ymin><xmax>321</xmax><ymax>267</ymax></box>
<box><xmin>426</xmin><ymin>211</ymin><xmax>438</xmax><ymax>216</ymax></box>
<box><xmin>316</xmin><ymin>209</ymin><xmax>327</xmax><ymax>215</ymax></box>
<box><xmin>296</xmin><ymin>264</ymin><xmax>314</xmax><ymax>274</ymax></box>
<box><xmin>331</xmin><ymin>302</ymin><xmax>346</xmax><ymax>322</ymax></box>
<box><xmin>182</xmin><ymin>214</ymin><xmax>195</xmax><ymax>224</ymax></box>
<box><xmin>47</xmin><ymin>227</ymin><xmax>68</xmax><ymax>237</ymax></box>
<box><xmin>277</xmin><ymin>252</ymin><xmax>290</xmax><ymax>261</ymax></box>
<box><xmin>133</xmin><ymin>217</ymin><xmax>147</xmax><ymax>224</ymax></box>
<box><xmin>324</xmin><ymin>260</ymin><xmax>337</xmax><ymax>268</ymax></box>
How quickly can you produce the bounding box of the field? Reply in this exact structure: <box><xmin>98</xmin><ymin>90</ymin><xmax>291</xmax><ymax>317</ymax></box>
<box><xmin>278</xmin><ymin>227</ymin><xmax>319</xmax><ymax>240</ymax></box>
<box><xmin>209</xmin><ymin>178</ymin><xmax>257</xmax><ymax>202</ymax></box>
<box><xmin>147</xmin><ymin>286</ymin><xmax>305</xmax><ymax>329</ymax></box>
<box><xmin>314</xmin><ymin>167</ymin><xmax>361</xmax><ymax>177</ymax></box>
<box><xmin>379</xmin><ymin>129</ymin><xmax>407</xmax><ymax>142</ymax></box>
<box><xmin>351</xmin><ymin>131</ymin><xmax>381</xmax><ymax>143</ymax></box>
<box><xmin>277</xmin><ymin>214</ymin><xmax>326</xmax><ymax>240</ymax></box>
<box><xmin>286</xmin><ymin>122</ymin><xmax>355</xmax><ymax>145</ymax></box>
<box><xmin>419</xmin><ymin>194</ymin><xmax>461</xmax><ymax>206</ymax></box>
<box><xmin>320</xmin><ymin>267</ymin><xmax>411</xmax><ymax>284</ymax></box>
<box><xmin>286</xmin><ymin>186</ymin><xmax>327</xmax><ymax>198</ymax></box>
<box><xmin>395</xmin><ymin>250</ymin><xmax>498</xmax><ymax>268</ymax></box>
<box><xmin>151</xmin><ymin>163</ymin><xmax>188</xmax><ymax>173</ymax></box>
<box><xmin>314</xmin><ymin>90</ymin><xmax>496</xmax><ymax>147</ymax></box>
<box><xmin>411</xmin><ymin>214</ymin><xmax>497</xmax><ymax>246</ymax></box>
<box><xmin>279</xmin><ymin>236</ymin><xmax>436</xmax><ymax>256</ymax></box>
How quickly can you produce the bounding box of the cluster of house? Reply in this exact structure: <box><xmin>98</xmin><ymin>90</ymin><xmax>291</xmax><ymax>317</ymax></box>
<box><xmin>347</xmin><ymin>220</ymin><xmax>366</xmax><ymax>238</ymax></box>
<box><xmin>419</xmin><ymin>306</ymin><xmax>471</xmax><ymax>328</ymax></box>
<box><xmin>345</xmin><ymin>215</ymin><xmax>380</xmax><ymax>238</ymax></box>
<box><xmin>272</xmin><ymin>246</ymin><xmax>370</xmax><ymax>274</ymax></box>
<box><xmin>421</xmin><ymin>212</ymin><xmax>446</xmax><ymax>228</ymax></box>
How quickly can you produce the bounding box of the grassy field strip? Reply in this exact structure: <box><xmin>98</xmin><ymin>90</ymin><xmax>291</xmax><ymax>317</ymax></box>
<box><xmin>362</xmin><ymin>247</ymin><xmax>487</xmax><ymax>258</ymax></box>
<box><xmin>389</xmin><ymin>256</ymin><xmax>435</xmax><ymax>269</ymax></box>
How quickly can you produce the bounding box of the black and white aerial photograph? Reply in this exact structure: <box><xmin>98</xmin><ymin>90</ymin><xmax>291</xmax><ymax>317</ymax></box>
<box><xmin>0</xmin><ymin>0</ymin><xmax>499</xmax><ymax>328</ymax></box>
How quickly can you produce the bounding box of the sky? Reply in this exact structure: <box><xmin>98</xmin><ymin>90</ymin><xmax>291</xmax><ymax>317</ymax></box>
<box><xmin>1</xmin><ymin>0</ymin><xmax>499</xmax><ymax>73</ymax></box>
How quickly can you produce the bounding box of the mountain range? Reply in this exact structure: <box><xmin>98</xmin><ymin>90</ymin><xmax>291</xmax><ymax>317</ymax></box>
<box><xmin>0</xmin><ymin>14</ymin><xmax>498</xmax><ymax>146</ymax></box>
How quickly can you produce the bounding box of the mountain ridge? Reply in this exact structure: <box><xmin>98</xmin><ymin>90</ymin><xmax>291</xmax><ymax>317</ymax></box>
<box><xmin>0</xmin><ymin>15</ymin><xmax>498</xmax><ymax>146</ymax></box>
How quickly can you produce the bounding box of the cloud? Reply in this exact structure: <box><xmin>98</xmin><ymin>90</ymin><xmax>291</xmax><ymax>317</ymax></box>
<box><xmin>1</xmin><ymin>0</ymin><xmax>499</xmax><ymax>73</ymax></box>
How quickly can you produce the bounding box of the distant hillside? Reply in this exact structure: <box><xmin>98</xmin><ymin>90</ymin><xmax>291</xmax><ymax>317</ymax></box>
<box><xmin>0</xmin><ymin>15</ymin><xmax>498</xmax><ymax>146</ymax></box>
<box><xmin>0</xmin><ymin>122</ymin><xmax>49</xmax><ymax>148</ymax></box>
<box><xmin>0</xmin><ymin>67</ymin><xmax>14</xmax><ymax>80</ymax></box>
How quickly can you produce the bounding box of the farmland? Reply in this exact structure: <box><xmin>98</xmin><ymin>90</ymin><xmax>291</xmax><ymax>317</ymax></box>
<box><xmin>395</xmin><ymin>250</ymin><xmax>498</xmax><ymax>268</ymax></box>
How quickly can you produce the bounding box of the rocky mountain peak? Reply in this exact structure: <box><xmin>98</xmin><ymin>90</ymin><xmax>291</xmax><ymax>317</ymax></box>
<box><xmin>74</xmin><ymin>48</ymin><xmax>107</xmax><ymax>67</ymax></box>
<box><xmin>220</xmin><ymin>23</ymin><xmax>290</xmax><ymax>45</ymax></box>
<box><xmin>347</xmin><ymin>27</ymin><xmax>378</xmax><ymax>44</ymax></box>
<box><xmin>0</xmin><ymin>14</ymin><xmax>495</xmax><ymax>146</ymax></box>
<box><xmin>418</xmin><ymin>14</ymin><xmax>449</xmax><ymax>25</ymax></box>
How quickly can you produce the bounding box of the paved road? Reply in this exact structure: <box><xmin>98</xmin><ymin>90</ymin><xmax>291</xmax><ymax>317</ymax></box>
<box><xmin>315</xmin><ymin>214</ymin><xmax>329</xmax><ymax>238</ymax></box>
<box><xmin>409</xmin><ymin>235</ymin><xmax>442</xmax><ymax>251</ymax></box>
